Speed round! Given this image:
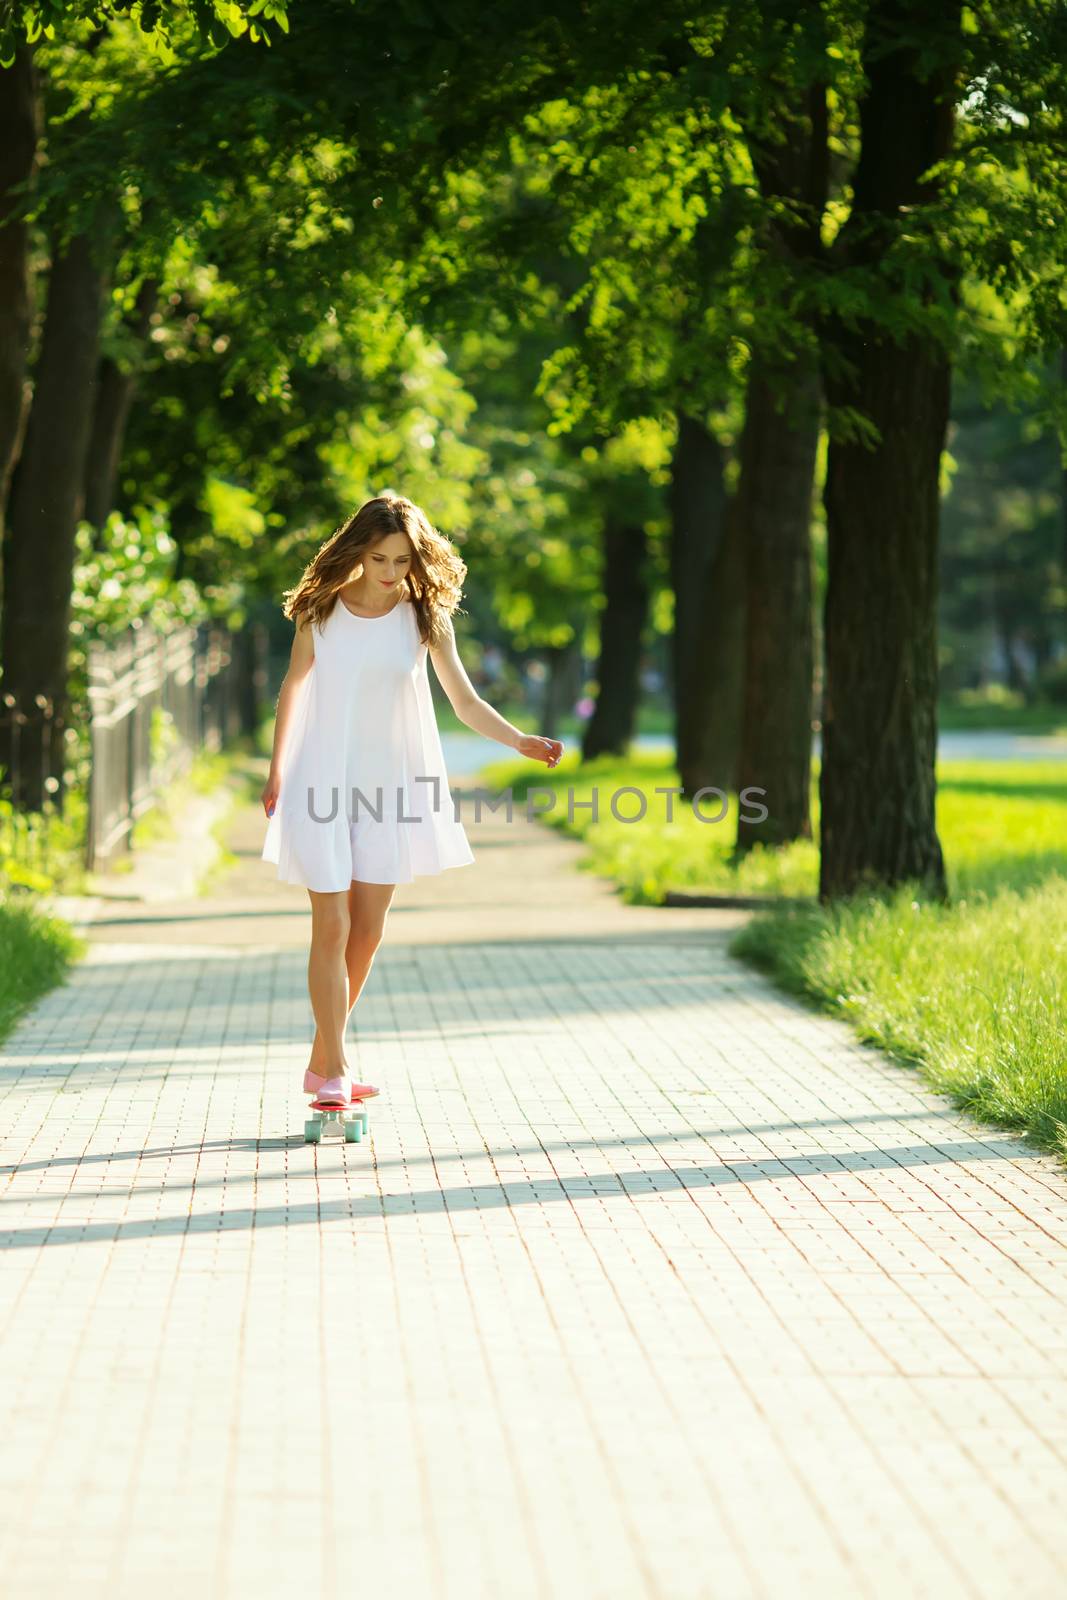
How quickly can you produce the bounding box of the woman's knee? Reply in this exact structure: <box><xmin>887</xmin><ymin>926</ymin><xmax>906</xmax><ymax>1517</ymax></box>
<box><xmin>346</xmin><ymin>921</ymin><xmax>385</xmax><ymax>958</ymax></box>
<box><xmin>346</xmin><ymin>884</ymin><xmax>394</xmax><ymax>954</ymax></box>
<box><xmin>310</xmin><ymin>900</ymin><xmax>351</xmax><ymax>952</ymax></box>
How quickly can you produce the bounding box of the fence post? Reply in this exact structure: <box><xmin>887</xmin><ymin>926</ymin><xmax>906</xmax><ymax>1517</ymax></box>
<box><xmin>85</xmin><ymin>642</ymin><xmax>106</xmax><ymax>872</ymax></box>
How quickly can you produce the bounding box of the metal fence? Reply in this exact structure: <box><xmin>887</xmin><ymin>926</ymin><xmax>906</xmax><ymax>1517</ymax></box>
<box><xmin>85</xmin><ymin>620</ymin><xmax>266</xmax><ymax>869</ymax></box>
<box><xmin>0</xmin><ymin>618</ymin><xmax>267</xmax><ymax>879</ymax></box>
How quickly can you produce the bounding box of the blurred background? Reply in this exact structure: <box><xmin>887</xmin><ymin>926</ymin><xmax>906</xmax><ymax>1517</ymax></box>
<box><xmin>1</xmin><ymin>0</ymin><xmax>1065</xmax><ymax>899</ymax></box>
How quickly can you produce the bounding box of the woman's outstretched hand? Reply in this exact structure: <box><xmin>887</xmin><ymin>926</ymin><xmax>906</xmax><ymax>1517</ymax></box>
<box><xmin>261</xmin><ymin>766</ymin><xmax>282</xmax><ymax>818</ymax></box>
<box><xmin>515</xmin><ymin>734</ymin><xmax>563</xmax><ymax>769</ymax></box>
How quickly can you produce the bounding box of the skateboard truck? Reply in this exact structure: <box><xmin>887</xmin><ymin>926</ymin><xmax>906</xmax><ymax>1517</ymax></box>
<box><xmin>304</xmin><ymin>1099</ymin><xmax>370</xmax><ymax>1145</ymax></box>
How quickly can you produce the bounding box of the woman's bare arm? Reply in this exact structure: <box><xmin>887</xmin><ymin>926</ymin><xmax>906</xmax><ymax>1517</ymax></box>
<box><xmin>429</xmin><ymin>615</ymin><xmax>563</xmax><ymax>768</ymax></box>
<box><xmin>261</xmin><ymin>617</ymin><xmax>315</xmax><ymax>816</ymax></box>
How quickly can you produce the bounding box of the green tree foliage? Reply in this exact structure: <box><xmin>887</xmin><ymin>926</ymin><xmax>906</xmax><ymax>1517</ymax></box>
<box><xmin>3</xmin><ymin>0</ymin><xmax>1066</xmax><ymax>890</ymax></box>
<box><xmin>1</xmin><ymin>0</ymin><xmax>288</xmax><ymax>65</ymax></box>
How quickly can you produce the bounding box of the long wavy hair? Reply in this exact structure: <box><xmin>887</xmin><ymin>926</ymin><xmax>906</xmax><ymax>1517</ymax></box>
<box><xmin>282</xmin><ymin>494</ymin><xmax>467</xmax><ymax>650</ymax></box>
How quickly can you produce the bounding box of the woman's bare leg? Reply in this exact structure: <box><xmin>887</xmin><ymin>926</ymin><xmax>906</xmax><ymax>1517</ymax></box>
<box><xmin>306</xmin><ymin>889</ymin><xmax>353</xmax><ymax>1077</ymax></box>
<box><xmin>306</xmin><ymin>880</ymin><xmax>396</xmax><ymax>1075</ymax></box>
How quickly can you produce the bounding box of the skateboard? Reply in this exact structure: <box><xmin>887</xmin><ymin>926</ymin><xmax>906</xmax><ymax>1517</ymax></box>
<box><xmin>304</xmin><ymin>1098</ymin><xmax>370</xmax><ymax>1145</ymax></box>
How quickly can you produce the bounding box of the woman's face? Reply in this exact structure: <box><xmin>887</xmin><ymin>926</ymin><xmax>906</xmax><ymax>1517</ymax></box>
<box><xmin>362</xmin><ymin>534</ymin><xmax>413</xmax><ymax>592</ymax></box>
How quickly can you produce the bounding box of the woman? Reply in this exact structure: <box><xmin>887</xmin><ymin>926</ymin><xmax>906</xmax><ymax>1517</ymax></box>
<box><xmin>261</xmin><ymin>493</ymin><xmax>563</xmax><ymax>1108</ymax></box>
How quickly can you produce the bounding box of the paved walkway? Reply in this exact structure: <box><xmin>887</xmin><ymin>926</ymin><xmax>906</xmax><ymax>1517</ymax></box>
<box><xmin>3</xmin><ymin>765</ymin><xmax>1067</xmax><ymax>1600</ymax></box>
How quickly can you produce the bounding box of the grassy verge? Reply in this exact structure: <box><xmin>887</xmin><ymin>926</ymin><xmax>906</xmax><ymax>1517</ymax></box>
<box><xmin>0</xmin><ymin>785</ymin><xmax>91</xmax><ymax>897</ymax></box>
<box><xmin>480</xmin><ymin>746</ymin><xmax>1067</xmax><ymax>1156</ymax></box>
<box><xmin>729</xmin><ymin>757</ymin><xmax>1067</xmax><ymax>1156</ymax></box>
<box><xmin>938</xmin><ymin>692</ymin><xmax>1067</xmax><ymax>733</ymax></box>
<box><xmin>477</xmin><ymin>749</ymin><xmax>818</xmax><ymax>903</ymax></box>
<box><xmin>731</xmin><ymin>878</ymin><xmax>1067</xmax><ymax>1159</ymax></box>
<box><xmin>478</xmin><ymin>751</ymin><xmax>1067</xmax><ymax>903</ymax></box>
<box><xmin>0</xmin><ymin>895</ymin><xmax>86</xmax><ymax>1047</ymax></box>
<box><xmin>0</xmin><ymin>737</ymin><xmax>259</xmax><ymax>1041</ymax></box>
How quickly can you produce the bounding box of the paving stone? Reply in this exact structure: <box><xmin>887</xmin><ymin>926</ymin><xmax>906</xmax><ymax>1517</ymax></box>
<box><xmin>2</xmin><ymin>779</ymin><xmax>1067</xmax><ymax>1598</ymax></box>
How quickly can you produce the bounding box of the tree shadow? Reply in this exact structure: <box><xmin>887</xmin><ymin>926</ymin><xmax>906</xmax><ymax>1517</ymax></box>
<box><xmin>950</xmin><ymin>853</ymin><xmax>1067</xmax><ymax>897</ymax></box>
<box><xmin>0</xmin><ymin>1134</ymin><xmax>1042</xmax><ymax>1250</ymax></box>
<box><xmin>0</xmin><ymin>940</ymin><xmax>775</xmax><ymax>1084</ymax></box>
<box><xmin>0</xmin><ymin>1106</ymin><xmax>962</xmax><ymax>1178</ymax></box>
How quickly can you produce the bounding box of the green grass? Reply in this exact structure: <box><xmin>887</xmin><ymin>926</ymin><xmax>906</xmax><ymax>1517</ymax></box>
<box><xmin>936</xmin><ymin>760</ymin><xmax>1067</xmax><ymax>894</ymax></box>
<box><xmin>0</xmin><ymin>739</ymin><xmax>261</xmax><ymax>1039</ymax></box>
<box><xmin>479</xmin><ymin>746</ymin><xmax>1067</xmax><ymax>1157</ymax></box>
<box><xmin>0</xmin><ymin>895</ymin><xmax>86</xmax><ymax>1047</ymax></box>
<box><xmin>478</xmin><ymin>748</ymin><xmax>818</xmax><ymax>903</ymax></box>
<box><xmin>939</xmin><ymin>703</ymin><xmax>1067</xmax><ymax>733</ymax></box>
<box><xmin>734</xmin><ymin>757</ymin><xmax>1067</xmax><ymax>1158</ymax></box>
<box><xmin>731</xmin><ymin>878</ymin><xmax>1067</xmax><ymax>1159</ymax></box>
<box><xmin>479</xmin><ymin>750</ymin><xmax>1067</xmax><ymax>903</ymax></box>
<box><xmin>0</xmin><ymin>784</ymin><xmax>91</xmax><ymax>897</ymax></box>
<box><xmin>938</xmin><ymin>688</ymin><xmax>1067</xmax><ymax>733</ymax></box>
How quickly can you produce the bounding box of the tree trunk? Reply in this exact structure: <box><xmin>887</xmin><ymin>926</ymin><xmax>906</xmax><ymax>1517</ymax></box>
<box><xmin>541</xmin><ymin>637</ymin><xmax>582</xmax><ymax>740</ymax></box>
<box><xmin>735</xmin><ymin>357</ymin><xmax>819</xmax><ymax>850</ymax></box>
<box><xmin>1061</xmin><ymin>349</ymin><xmax>1067</xmax><ymax>577</ymax></box>
<box><xmin>1031</xmin><ymin>617</ymin><xmax>1052</xmax><ymax>686</ymax></box>
<box><xmin>669</xmin><ymin>410</ymin><xmax>728</xmax><ymax>758</ymax></box>
<box><xmin>583</xmin><ymin>517</ymin><xmax>649</xmax><ymax>759</ymax></box>
<box><xmin>84</xmin><ymin>275</ymin><xmax>159</xmax><ymax>531</ymax></box>
<box><xmin>1</xmin><ymin>227</ymin><xmax>112</xmax><ymax>808</ymax></box>
<box><xmin>733</xmin><ymin>80</ymin><xmax>827</xmax><ymax>852</ymax></box>
<box><xmin>0</xmin><ymin>46</ymin><xmax>39</xmax><ymax>523</ymax></box>
<box><xmin>668</xmin><ymin>412</ymin><xmax>741</xmax><ymax>794</ymax></box>
<box><xmin>819</xmin><ymin>0</ymin><xmax>960</xmax><ymax>901</ymax></box>
<box><xmin>993</xmin><ymin>594</ymin><xmax>1028</xmax><ymax>696</ymax></box>
<box><xmin>675</xmin><ymin>491</ymin><xmax>746</xmax><ymax>798</ymax></box>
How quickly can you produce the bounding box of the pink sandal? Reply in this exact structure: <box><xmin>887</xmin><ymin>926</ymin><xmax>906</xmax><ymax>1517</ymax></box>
<box><xmin>310</xmin><ymin>1076</ymin><xmax>349</xmax><ymax>1108</ymax></box>
<box><xmin>303</xmin><ymin>1068</ymin><xmax>380</xmax><ymax>1103</ymax></box>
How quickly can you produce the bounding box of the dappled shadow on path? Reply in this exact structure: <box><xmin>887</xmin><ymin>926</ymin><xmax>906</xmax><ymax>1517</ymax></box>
<box><xmin>0</xmin><ymin>1106</ymin><xmax>969</xmax><ymax>1178</ymax></box>
<box><xmin>1</xmin><ymin>1136</ymin><xmax>1043</xmax><ymax>1250</ymax></box>
<box><xmin>0</xmin><ymin>942</ymin><xmax>770</xmax><ymax>1087</ymax></box>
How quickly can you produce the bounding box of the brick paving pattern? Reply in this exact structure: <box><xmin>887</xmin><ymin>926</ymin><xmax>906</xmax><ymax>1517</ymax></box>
<box><xmin>2</xmin><ymin>777</ymin><xmax>1067</xmax><ymax>1599</ymax></box>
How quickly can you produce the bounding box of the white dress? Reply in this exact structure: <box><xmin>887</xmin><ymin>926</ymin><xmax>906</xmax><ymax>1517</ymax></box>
<box><xmin>261</xmin><ymin>592</ymin><xmax>475</xmax><ymax>891</ymax></box>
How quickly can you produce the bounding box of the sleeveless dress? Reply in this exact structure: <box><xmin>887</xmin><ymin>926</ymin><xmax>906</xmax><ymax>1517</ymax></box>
<box><xmin>260</xmin><ymin>592</ymin><xmax>476</xmax><ymax>890</ymax></box>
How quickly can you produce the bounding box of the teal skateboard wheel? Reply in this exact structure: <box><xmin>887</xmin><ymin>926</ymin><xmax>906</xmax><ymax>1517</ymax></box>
<box><xmin>305</xmin><ymin>1100</ymin><xmax>371</xmax><ymax>1145</ymax></box>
